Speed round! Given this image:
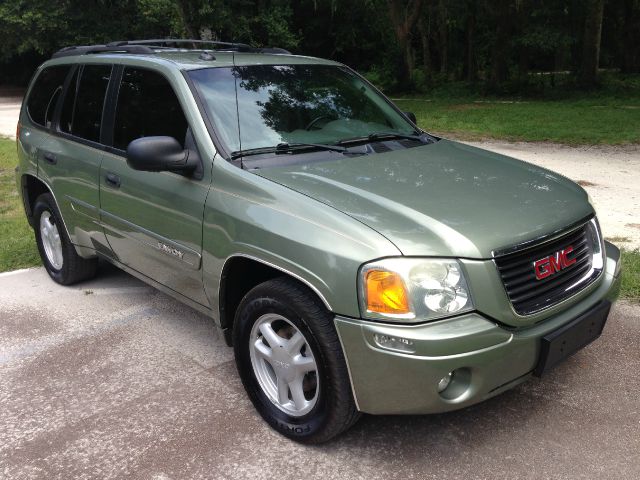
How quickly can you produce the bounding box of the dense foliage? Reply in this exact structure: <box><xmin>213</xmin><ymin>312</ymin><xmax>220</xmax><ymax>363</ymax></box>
<box><xmin>0</xmin><ymin>0</ymin><xmax>639</xmax><ymax>91</ymax></box>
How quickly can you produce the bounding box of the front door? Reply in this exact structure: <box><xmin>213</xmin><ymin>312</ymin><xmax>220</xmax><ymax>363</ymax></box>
<box><xmin>99</xmin><ymin>66</ymin><xmax>210</xmax><ymax>306</ymax></box>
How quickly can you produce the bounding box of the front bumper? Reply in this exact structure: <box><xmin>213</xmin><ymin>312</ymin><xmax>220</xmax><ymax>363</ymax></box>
<box><xmin>335</xmin><ymin>242</ymin><xmax>622</xmax><ymax>415</ymax></box>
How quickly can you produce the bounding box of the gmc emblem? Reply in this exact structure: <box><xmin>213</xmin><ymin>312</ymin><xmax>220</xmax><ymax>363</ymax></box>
<box><xmin>534</xmin><ymin>246</ymin><xmax>576</xmax><ymax>280</ymax></box>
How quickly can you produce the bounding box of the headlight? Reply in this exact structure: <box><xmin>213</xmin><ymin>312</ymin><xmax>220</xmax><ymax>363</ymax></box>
<box><xmin>358</xmin><ymin>258</ymin><xmax>474</xmax><ymax>322</ymax></box>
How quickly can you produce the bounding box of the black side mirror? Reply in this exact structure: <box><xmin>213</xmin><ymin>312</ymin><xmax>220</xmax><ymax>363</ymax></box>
<box><xmin>404</xmin><ymin>111</ymin><xmax>417</xmax><ymax>125</ymax></box>
<box><xmin>126</xmin><ymin>136</ymin><xmax>198</xmax><ymax>174</ymax></box>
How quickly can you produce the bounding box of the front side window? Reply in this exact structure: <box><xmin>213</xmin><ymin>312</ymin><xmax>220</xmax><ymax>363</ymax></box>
<box><xmin>60</xmin><ymin>64</ymin><xmax>112</xmax><ymax>143</ymax></box>
<box><xmin>26</xmin><ymin>65</ymin><xmax>71</xmax><ymax>128</ymax></box>
<box><xmin>188</xmin><ymin>64</ymin><xmax>417</xmax><ymax>154</ymax></box>
<box><xmin>113</xmin><ymin>67</ymin><xmax>188</xmax><ymax>150</ymax></box>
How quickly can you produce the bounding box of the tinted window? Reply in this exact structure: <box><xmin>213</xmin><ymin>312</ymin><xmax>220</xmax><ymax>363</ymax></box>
<box><xmin>27</xmin><ymin>66</ymin><xmax>70</xmax><ymax>128</ymax></box>
<box><xmin>113</xmin><ymin>67</ymin><xmax>188</xmax><ymax>150</ymax></box>
<box><xmin>60</xmin><ymin>65</ymin><xmax>112</xmax><ymax>143</ymax></box>
<box><xmin>59</xmin><ymin>68</ymin><xmax>79</xmax><ymax>134</ymax></box>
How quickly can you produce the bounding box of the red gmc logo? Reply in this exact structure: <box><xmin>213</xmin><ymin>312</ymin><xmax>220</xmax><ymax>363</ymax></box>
<box><xmin>534</xmin><ymin>246</ymin><xmax>576</xmax><ymax>280</ymax></box>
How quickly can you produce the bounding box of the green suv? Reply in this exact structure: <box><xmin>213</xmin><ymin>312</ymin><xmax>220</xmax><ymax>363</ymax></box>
<box><xmin>16</xmin><ymin>40</ymin><xmax>622</xmax><ymax>443</ymax></box>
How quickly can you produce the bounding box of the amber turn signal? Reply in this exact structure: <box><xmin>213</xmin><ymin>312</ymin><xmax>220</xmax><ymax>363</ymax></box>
<box><xmin>365</xmin><ymin>270</ymin><xmax>411</xmax><ymax>315</ymax></box>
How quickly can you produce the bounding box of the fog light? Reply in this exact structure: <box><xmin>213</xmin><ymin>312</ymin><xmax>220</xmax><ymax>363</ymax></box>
<box><xmin>437</xmin><ymin>371</ymin><xmax>453</xmax><ymax>393</ymax></box>
<box><xmin>373</xmin><ymin>333</ymin><xmax>415</xmax><ymax>353</ymax></box>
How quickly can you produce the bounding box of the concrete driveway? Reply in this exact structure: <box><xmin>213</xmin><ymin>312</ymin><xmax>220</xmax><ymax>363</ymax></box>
<box><xmin>1</xmin><ymin>264</ymin><xmax>638</xmax><ymax>479</ymax></box>
<box><xmin>0</xmin><ymin>88</ymin><xmax>22</xmax><ymax>139</ymax></box>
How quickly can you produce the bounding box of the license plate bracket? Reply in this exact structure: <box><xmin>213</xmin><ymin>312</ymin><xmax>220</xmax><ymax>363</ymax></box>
<box><xmin>534</xmin><ymin>300</ymin><xmax>611</xmax><ymax>377</ymax></box>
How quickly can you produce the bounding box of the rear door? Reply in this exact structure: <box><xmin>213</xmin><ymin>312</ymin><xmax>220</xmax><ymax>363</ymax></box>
<box><xmin>20</xmin><ymin>65</ymin><xmax>70</xmax><ymax>175</ymax></box>
<box><xmin>99</xmin><ymin>66</ymin><xmax>210</xmax><ymax>306</ymax></box>
<box><xmin>39</xmin><ymin>64</ymin><xmax>113</xmax><ymax>255</ymax></box>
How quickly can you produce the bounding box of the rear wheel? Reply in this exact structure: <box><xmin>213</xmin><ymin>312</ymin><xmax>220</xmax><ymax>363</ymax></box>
<box><xmin>33</xmin><ymin>193</ymin><xmax>98</xmax><ymax>285</ymax></box>
<box><xmin>233</xmin><ymin>277</ymin><xmax>360</xmax><ymax>443</ymax></box>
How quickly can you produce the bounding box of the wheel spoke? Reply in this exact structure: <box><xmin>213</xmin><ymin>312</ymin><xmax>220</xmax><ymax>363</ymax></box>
<box><xmin>277</xmin><ymin>376</ymin><xmax>290</xmax><ymax>405</ymax></box>
<box><xmin>253</xmin><ymin>338</ymin><xmax>273</xmax><ymax>361</ymax></box>
<box><xmin>53</xmin><ymin>249</ymin><xmax>62</xmax><ymax>267</ymax></box>
<box><xmin>285</xmin><ymin>331</ymin><xmax>306</xmax><ymax>355</ymax></box>
<box><xmin>288</xmin><ymin>377</ymin><xmax>308</xmax><ymax>410</ymax></box>
<box><xmin>259</xmin><ymin>322</ymin><xmax>284</xmax><ymax>349</ymax></box>
<box><xmin>294</xmin><ymin>355</ymin><xmax>316</xmax><ymax>374</ymax></box>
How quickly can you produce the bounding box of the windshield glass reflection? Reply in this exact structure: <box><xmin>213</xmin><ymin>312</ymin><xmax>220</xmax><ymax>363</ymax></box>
<box><xmin>189</xmin><ymin>64</ymin><xmax>416</xmax><ymax>153</ymax></box>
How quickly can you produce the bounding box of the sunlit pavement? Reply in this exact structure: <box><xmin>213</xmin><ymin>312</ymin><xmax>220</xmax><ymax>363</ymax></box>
<box><xmin>0</xmin><ymin>90</ymin><xmax>21</xmax><ymax>138</ymax></box>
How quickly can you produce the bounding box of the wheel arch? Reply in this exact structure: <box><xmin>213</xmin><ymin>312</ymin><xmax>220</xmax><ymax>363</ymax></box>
<box><xmin>21</xmin><ymin>174</ymin><xmax>51</xmax><ymax>227</ymax></box>
<box><xmin>20</xmin><ymin>174</ymin><xmax>93</xmax><ymax>259</ymax></box>
<box><xmin>218</xmin><ymin>254</ymin><xmax>333</xmax><ymax>346</ymax></box>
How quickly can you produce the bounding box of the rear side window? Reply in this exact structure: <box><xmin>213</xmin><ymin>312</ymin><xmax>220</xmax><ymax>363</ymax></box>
<box><xmin>113</xmin><ymin>67</ymin><xmax>188</xmax><ymax>150</ymax></box>
<box><xmin>26</xmin><ymin>65</ymin><xmax>71</xmax><ymax>128</ymax></box>
<box><xmin>60</xmin><ymin>64</ymin><xmax>112</xmax><ymax>143</ymax></box>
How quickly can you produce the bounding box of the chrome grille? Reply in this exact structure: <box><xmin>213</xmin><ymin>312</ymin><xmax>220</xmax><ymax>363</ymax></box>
<box><xmin>494</xmin><ymin>219</ymin><xmax>603</xmax><ymax>315</ymax></box>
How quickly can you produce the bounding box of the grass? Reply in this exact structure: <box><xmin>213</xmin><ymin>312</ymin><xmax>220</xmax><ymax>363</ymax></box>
<box><xmin>0</xmin><ymin>137</ymin><xmax>39</xmax><ymax>271</ymax></box>
<box><xmin>396</xmin><ymin>98</ymin><xmax>640</xmax><ymax>144</ymax></box>
<box><xmin>621</xmin><ymin>250</ymin><xmax>640</xmax><ymax>302</ymax></box>
<box><xmin>392</xmin><ymin>75</ymin><xmax>640</xmax><ymax>145</ymax></box>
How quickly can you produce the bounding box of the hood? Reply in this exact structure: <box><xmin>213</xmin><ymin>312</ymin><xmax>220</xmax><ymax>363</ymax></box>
<box><xmin>254</xmin><ymin>139</ymin><xmax>592</xmax><ymax>258</ymax></box>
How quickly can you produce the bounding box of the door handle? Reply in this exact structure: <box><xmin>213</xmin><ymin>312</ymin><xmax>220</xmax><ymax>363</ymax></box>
<box><xmin>43</xmin><ymin>152</ymin><xmax>57</xmax><ymax>165</ymax></box>
<box><xmin>105</xmin><ymin>172</ymin><xmax>121</xmax><ymax>188</ymax></box>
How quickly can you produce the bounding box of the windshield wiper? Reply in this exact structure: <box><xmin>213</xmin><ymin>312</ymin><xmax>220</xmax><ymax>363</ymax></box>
<box><xmin>275</xmin><ymin>142</ymin><xmax>347</xmax><ymax>153</ymax></box>
<box><xmin>336</xmin><ymin>131</ymin><xmax>425</xmax><ymax>145</ymax></box>
<box><xmin>231</xmin><ymin>142</ymin><xmax>347</xmax><ymax>159</ymax></box>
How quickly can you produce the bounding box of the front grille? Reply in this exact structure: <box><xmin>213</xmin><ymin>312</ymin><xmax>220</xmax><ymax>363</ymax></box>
<box><xmin>494</xmin><ymin>220</ymin><xmax>601</xmax><ymax>315</ymax></box>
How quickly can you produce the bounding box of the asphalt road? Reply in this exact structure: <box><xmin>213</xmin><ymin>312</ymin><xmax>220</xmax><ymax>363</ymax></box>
<box><xmin>1</xmin><ymin>264</ymin><xmax>639</xmax><ymax>479</ymax></box>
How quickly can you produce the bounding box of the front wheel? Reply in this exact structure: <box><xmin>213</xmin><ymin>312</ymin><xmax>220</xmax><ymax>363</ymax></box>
<box><xmin>233</xmin><ymin>277</ymin><xmax>360</xmax><ymax>443</ymax></box>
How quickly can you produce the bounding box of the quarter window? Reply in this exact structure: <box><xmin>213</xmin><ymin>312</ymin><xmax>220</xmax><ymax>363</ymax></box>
<box><xmin>113</xmin><ymin>67</ymin><xmax>188</xmax><ymax>150</ymax></box>
<box><xmin>60</xmin><ymin>65</ymin><xmax>112</xmax><ymax>143</ymax></box>
<box><xmin>26</xmin><ymin>65</ymin><xmax>71</xmax><ymax>128</ymax></box>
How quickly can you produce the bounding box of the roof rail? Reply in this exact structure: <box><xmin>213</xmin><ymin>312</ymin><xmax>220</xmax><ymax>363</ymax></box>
<box><xmin>123</xmin><ymin>39</ymin><xmax>291</xmax><ymax>54</ymax></box>
<box><xmin>51</xmin><ymin>39</ymin><xmax>292</xmax><ymax>59</ymax></box>
<box><xmin>52</xmin><ymin>44</ymin><xmax>156</xmax><ymax>58</ymax></box>
<box><xmin>120</xmin><ymin>39</ymin><xmax>253</xmax><ymax>50</ymax></box>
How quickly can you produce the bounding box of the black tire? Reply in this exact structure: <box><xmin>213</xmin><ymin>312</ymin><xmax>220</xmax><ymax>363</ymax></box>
<box><xmin>233</xmin><ymin>277</ymin><xmax>360</xmax><ymax>443</ymax></box>
<box><xmin>33</xmin><ymin>193</ymin><xmax>98</xmax><ymax>285</ymax></box>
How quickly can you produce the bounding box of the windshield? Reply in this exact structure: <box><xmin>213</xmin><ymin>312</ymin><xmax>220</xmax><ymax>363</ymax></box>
<box><xmin>188</xmin><ymin>64</ymin><xmax>418</xmax><ymax>154</ymax></box>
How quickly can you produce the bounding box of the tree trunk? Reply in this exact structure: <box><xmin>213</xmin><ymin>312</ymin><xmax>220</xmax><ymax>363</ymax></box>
<box><xmin>418</xmin><ymin>16</ymin><xmax>431</xmax><ymax>75</ymax></box>
<box><xmin>388</xmin><ymin>0</ymin><xmax>424</xmax><ymax>86</ymax></box>
<box><xmin>578</xmin><ymin>0</ymin><xmax>605</xmax><ymax>87</ymax></box>
<box><xmin>463</xmin><ymin>0</ymin><xmax>477</xmax><ymax>82</ymax></box>
<box><xmin>621</xmin><ymin>0</ymin><xmax>640</xmax><ymax>73</ymax></box>
<box><xmin>516</xmin><ymin>0</ymin><xmax>529</xmax><ymax>81</ymax></box>
<box><xmin>490</xmin><ymin>0</ymin><xmax>512</xmax><ymax>87</ymax></box>
<box><xmin>437</xmin><ymin>0</ymin><xmax>448</xmax><ymax>74</ymax></box>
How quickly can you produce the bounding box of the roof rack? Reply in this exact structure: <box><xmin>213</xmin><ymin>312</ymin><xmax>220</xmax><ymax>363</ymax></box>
<box><xmin>52</xmin><ymin>44</ymin><xmax>155</xmax><ymax>58</ymax></box>
<box><xmin>51</xmin><ymin>39</ymin><xmax>291</xmax><ymax>59</ymax></box>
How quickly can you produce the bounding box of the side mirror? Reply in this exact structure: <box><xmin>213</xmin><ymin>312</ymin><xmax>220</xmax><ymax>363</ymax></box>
<box><xmin>403</xmin><ymin>111</ymin><xmax>417</xmax><ymax>125</ymax></box>
<box><xmin>126</xmin><ymin>136</ymin><xmax>197</xmax><ymax>173</ymax></box>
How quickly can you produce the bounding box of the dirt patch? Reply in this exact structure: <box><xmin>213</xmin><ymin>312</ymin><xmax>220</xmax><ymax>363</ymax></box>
<box><xmin>626</xmin><ymin>223</ymin><xmax>640</xmax><ymax>229</ymax></box>
<box><xmin>607</xmin><ymin>236</ymin><xmax>632</xmax><ymax>243</ymax></box>
<box><xmin>577</xmin><ymin>180</ymin><xmax>599</xmax><ymax>187</ymax></box>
